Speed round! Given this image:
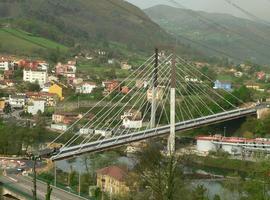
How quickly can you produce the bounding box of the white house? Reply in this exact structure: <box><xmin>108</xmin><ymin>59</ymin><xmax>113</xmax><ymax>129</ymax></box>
<box><xmin>27</xmin><ymin>100</ymin><xmax>45</xmax><ymax>115</ymax></box>
<box><xmin>76</xmin><ymin>82</ymin><xmax>97</xmax><ymax>94</ymax></box>
<box><xmin>23</xmin><ymin>69</ymin><xmax>48</xmax><ymax>87</ymax></box>
<box><xmin>0</xmin><ymin>61</ymin><xmax>9</xmax><ymax>71</ymax></box>
<box><xmin>9</xmin><ymin>94</ymin><xmax>27</xmax><ymax>108</ymax></box>
<box><xmin>121</xmin><ymin>110</ymin><xmax>143</xmax><ymax>129</ymax></box>
<box><xmin>51</xmin><ymin>123</ymin><xmax>68</xmax><ymax>131</ymax></box>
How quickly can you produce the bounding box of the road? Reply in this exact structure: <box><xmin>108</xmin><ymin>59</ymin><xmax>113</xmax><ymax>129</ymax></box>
<box><xmin>0</xmin><ymin>175</ymin><xmax>87</xmax><ymax>200</ymax></box>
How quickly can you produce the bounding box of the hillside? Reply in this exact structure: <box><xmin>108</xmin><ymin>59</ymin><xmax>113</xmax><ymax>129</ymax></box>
<box><xmin>0</xmin><ymin>0</ymin><xmax>179</xmax><ymax>55</ymax></box>
<box><xmin>0</xmin><ymin>27</ymin><xmax>68</xmax><ymax>56</ymax></box>
<box><xmin>145</xmin><ymin>5</ymin><xmax>270</xmax><ymax>64</ymax></box>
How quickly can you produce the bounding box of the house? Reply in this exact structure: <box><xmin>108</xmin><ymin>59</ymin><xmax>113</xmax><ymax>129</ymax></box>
<box><xmin>102</xmin><ymin>80</ymin><xmax>120</xmax><ymax>93</ymax></box>
<box><xmin>9</xmin><ymin>94</ymin><xmax>27</xmax><ymax>108</ymax></box>
<box><xmin>4</xmin><ymin>80</ymin><xmax>14</xmax><ymax>87</ymax></box>
<box><xmin>27</xmin><ymin>100</ymin><xmax>45</xmax><ymax>115</ymax></box>
<box><xmin>96</xmin><ymin>166</ymin><xmax>129</xmax><ymax>196</ymax></box>
<box><xmin>213</xmin><ymin>80</ymin><xmax>232</xmax><ymax>91</ymax></box>
<box><xmin>147</xmin><ymin>86</ymin><xmax>165</xmax><ymax>101</ymax></box>
<box><xmin>108</xmin><ymin>59</ymin><xmax>115</xmax><ymax>65</ymax></box>
<box><xmin>234</xmin><ymin>71</ymin><xmax>243</xmax><ymax>78</ymax></box>
<box><xmin>51</xmin><ymin>123</ymin><xmax>68</xmax><ymax>131</ymax></box>
<box><xmin>121</xmin><ymin>110</ymin><xmax>142</xmax><ymax>129</ymax></box>
<box><xmin>48</xmin><ymin>75</ymin><xmax>59</xmax><ymax>82</ymax></box>
<box><xmin>184</xmin><ymin>75</ymin><xmax>202</xmax><ymax>83</ymax></box>
<box><xmin>136</xmin><ymin>80</ymin><xmax>148</xmax><ymax>89</ymax></box>
<box><xmin>49</xmin><ymin>84</ymin><xmax>64</xmax><ymax>100</ymax></box>
<box><xmin>257</xmin><ymin>71</ymin><xmax>266</xmax><ymax>80</ymax></box>
<box><xmin>0</xmin><ymin>61</ymin><xmax>9</xmax><ymax>71</ymax></box>
<box><xmin>26</xmin><ymin>92</ymin><xmax>58</xmax><ymax>107</ymax></box>
<box><xmin>0</xmin><ymin>99</ymin><xmax>5</xmax><ymax>113</ymax></box>
<box><xmin>18</xmin><ymin>60</ymin><xmax>48</xmax><ymax>71</ymax></box>
<box><xmin>194</xmin><ymin>62</ymin><xmax>210</xmax><ymax>68</ymax></box>
<box><xmin>4</xmin><ymin>70</ymin><xmax>13</xmax><ymax>79</ymax></box>
<box><xmin>52</xmin><ymin>112</ymin><xmax>82</xmax><ymax>124</ymax></box>
<box><xmin>121</xmin><ymin>86</ymin><xmax>129</xmax><ymax>94</ymax></box>
<box><xmin>73</xmin><ymin>78</ymin><xmax>84</xmax><ymax>85</ymax></box>
<box><xmin>121</xmin><ymin>62</ymin><xmax>132</xmax><ymax>70</ymax></box>
<box><xmin>245</xmin><ymin>84</ymin><xmax>265</xmax><ymax>92</ymax></box>
<box><xmin>23</xmin><ymin>69</ymin><xmax>48</xmax><ymax>87</ymax></box>
<box><xmin>55</xmin><ymin>61</ymin><xmax>76</xmax><ymax>78</ymax></box>
<box><xmin>246</xmin><ymin>84</ymin><xmax>260</xmax><ymax>90</ymax></box>
<box><xmin>76</xmin><ymin>82</ymin><xmax>97</xmax><ymax>94</ymax></box>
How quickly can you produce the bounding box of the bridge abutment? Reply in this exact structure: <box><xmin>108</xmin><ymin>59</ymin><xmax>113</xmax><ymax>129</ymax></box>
<box><xmin>257</xmin><ymin>107</ymin><xmax>270</xmax><ymax>119</ymax></box>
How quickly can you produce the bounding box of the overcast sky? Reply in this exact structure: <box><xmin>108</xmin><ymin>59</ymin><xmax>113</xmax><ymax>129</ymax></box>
<box><xmin>126</xmin><ymin>0</ymin><xmax>270</xmax><ymax>21</ymax></box>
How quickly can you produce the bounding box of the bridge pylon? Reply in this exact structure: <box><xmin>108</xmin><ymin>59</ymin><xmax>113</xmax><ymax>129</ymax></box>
<box><xmin>150</xmin><ymin>48</ymin><xmax>159</xmax><ymax>128</ymax></box>
<box><xmin>168</xmin><ymin>53</ymin><xmax>176</xmax><ymax>155</ymax></box>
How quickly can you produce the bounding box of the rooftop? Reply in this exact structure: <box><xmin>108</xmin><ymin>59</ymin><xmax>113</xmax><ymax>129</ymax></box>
<box><xmin>197</xmin><ymin>135</ymin><xmax>270</xmax><ymax>144</ymax></box>
<box><xmin>96</xmin><ymin>166</ymin><xmax>127</xmax><ymax>182</ymax></box>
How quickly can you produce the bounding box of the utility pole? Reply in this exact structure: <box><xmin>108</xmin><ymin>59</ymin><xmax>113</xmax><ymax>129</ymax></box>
<box><xmin>78</xmin><ymin>171</ymin><xmax>81</xmax><ymax>196</ymax></box>
<box><xmin>54</xmin><ymin>161</ymin><xmax>57</xmax><ymax>187</ymax></box>
<box><xmin>151</xmin><ymin>48</ymin><xmax>159</xmax><ymax>128</ymax></box>
<box><xmin>32</xmin><ymin>156</ymin><xmax>38</xmax><ymax>200</ymax></box>
<box><xmin>168</xmin><ymin>53</ymin><xmax>176</xmax><ymax>155</ymax></box>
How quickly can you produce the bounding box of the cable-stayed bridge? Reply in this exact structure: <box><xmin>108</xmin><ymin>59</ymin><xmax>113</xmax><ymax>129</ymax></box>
<box><xmin>47</xmin><ymin>49</ymin><xmax>266</xmax><ymax>161</ymax></box>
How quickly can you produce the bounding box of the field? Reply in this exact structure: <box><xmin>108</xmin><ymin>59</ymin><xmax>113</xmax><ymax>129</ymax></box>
<box><xmin>0</xmin><ymin>28</ymin><xmax>68</xmax><ymax>55</ymax></box>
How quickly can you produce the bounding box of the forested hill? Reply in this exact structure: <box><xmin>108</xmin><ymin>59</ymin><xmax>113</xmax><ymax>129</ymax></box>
<box><xmin>145</xmin><ymin>5</ymin><xmax>270</xmax><ymax>64</ymax></box>
<box><xmin>0</xmin><ymin>0</ymin><xmax>177</xmax><ymax>54</ymax></box>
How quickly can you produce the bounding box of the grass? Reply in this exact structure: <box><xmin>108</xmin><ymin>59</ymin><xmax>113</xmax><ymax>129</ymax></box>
<box><xmin>0</xmin><ymin>27</ymin><xmax>68</xmax><ymax>54</ymax></box>
<box><xmin>77</xmin><ymin>63</ymin><xmax>130</xmax><ymax>79</ymax></box>
<box><xmin>217</xmin><ymin>74</ymin><xmax>233</xmax><ymax>81</ymax></box>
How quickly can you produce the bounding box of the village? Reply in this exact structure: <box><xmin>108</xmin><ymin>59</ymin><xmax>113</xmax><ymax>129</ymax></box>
<box><xmin>1</xmin><ymin>52</ymin><xmax>270</xmax><ymax>198</ymax></box>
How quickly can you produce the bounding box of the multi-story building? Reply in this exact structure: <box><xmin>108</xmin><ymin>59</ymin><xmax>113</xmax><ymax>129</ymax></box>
<box><xmin>26</xmin><ymin>92</ymin><xmax>58</xmax><ymax>107</ymax></box>
<box><xmin>197</xmin><ymin>135</ymin><xmax>270</xmax><ymax>155</ymax></box>
<box><xmin>96</xmin><ymin>166</ymin><xmax>129</xmax><ymax>196</ymax></box>
<box><xmin>8</xmin><ymin>94</ymin><xmax>27</xmax><ymax>108</ymax></box>
<box><xmin>76</xmin><ymin>82</ymin><xmax>97</xmax><ymax>94</ymax></box>
<box><xmin>0</xmin><ymin>61</ymin><xmax>9</xmax><ymax>71</ymax></box>
<box><xmin>27</xmin><ymin>100</ymin><xmax>45</xmax><ymax>115</ymax></box>
<box><xmin>23</xmin><ymin>69</ymin><xmax>48</xmax><ymax>87</ymax></box>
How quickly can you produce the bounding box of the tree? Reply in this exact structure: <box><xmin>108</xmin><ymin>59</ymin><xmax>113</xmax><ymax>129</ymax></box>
<box><xmin>127</xmin><ymin>142</ymin><xmax>186</xmax><ymax>200</ymax></box>
<box><xmin>191</xmin><ymin>185</ymin><xmax>209</xmax><ymax>200</ymax></box>
<box><xmin>45</xmin><ymin>182</ymin><xmax>53</xmax><ymax>200</ymax></box>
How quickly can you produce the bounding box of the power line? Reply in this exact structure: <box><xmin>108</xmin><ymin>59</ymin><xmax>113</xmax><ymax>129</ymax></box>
<box><xmin>165</xmin><ymin>0</ymin><xmax>270</xmax><ymax>56</ymax></box>
<box><xmin>222</xmin><ymin>0</ymin><xmax>270</xmax><ymax>27</ymax></box>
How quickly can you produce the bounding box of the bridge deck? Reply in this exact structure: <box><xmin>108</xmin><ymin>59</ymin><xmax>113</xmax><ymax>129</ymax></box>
<box><xmin>52</xmin><ymin>107</ymin><xmax>257</xmax><ymax>161</ymax></box>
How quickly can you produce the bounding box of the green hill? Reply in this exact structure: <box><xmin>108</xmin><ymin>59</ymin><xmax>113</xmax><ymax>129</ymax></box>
<box><xmin>0</xmin><ymin>0</ymin><xmax>174</xmax><ymax>54</ymax></box>
<box><xmin>0</xmin><ymin>27</ymin><xmax>68</xmax><ymax>56</ymax></box>
<box><xmin>145</xmin><ymin>5</ymin><xmax>270</xmax><ymax>64</ymax></box>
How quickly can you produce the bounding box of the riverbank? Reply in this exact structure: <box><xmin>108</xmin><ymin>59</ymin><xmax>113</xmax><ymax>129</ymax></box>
<box><xmin>184</xmin><ymin>154</ymin><xmax>270</xmax><ymax>178</ymax></box>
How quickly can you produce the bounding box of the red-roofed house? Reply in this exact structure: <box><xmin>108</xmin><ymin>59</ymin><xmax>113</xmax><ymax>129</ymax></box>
<box><xmin>121</xmin><ymin>86</ymin><xmax>129</xmax><ymax>95</ymax></box>
<box><xmin>96</xmin><ymin>166</ymin><xmax>129</xmax><ymax>196</ymax></box>
<box><xmin>102</xmin><ymin>80</ymin><xmax>120</xmax><ymax>94</ymax></box>
<box><xmin>257</xmin><ymin>71</ymin><xmax>266</xmax><ymax>80</ymax></box>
